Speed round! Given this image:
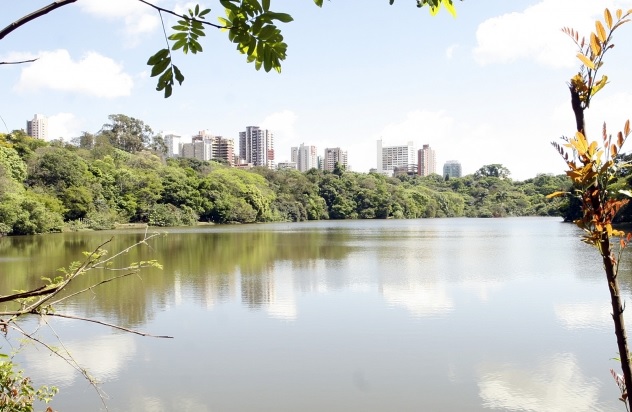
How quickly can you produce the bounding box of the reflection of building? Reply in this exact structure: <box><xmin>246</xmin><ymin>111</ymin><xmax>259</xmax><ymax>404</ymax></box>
<box><xmin>443</xmin><ymin>160</ymin><xmax>462</xmax><ymax>178</ymax></box>
<box><xmin>27</xmin><ymin>114</ymin><xmax>48</xmax><ymax>140</ymax></box>
<box><xmin>417</xmin><ymin>144</ymin><xmax>436</xmax><ymax>176</ymax></box>
<box><xmin>239</xmin><ymin>126</ymin><xmax>274</xmax><ymax>168</ymax></box>
<box><xmin>291</xmin><ymin>143</ymin><xmax>318</xmax><ymax>172</ymax></box>
<box><xmin>241</xmin><ymin>271</ymin><xmax>274</xmax><ymax>309</ymax></box>
<box><xmin>323</xmin><ymin>147</ymin><xmax>348</xmax><ymax>172</ymax></box>
<box><xmin>377</xmin><ymin>139</ymin><xmax>416</xmax><ymax>176</ymax></box>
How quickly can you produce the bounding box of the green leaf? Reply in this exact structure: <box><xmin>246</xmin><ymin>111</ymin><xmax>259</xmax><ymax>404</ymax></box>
<box><xmin>147</xmin><ymin>48</ymin><xmax>169</xmax><ymax>65</ymax></box>
<box><xmin>172</xmin><ymin>39</ymin><xmax>187</xmax><ymax>51</ymax></box>
<box><xmin>150</xmin><ymin>58</ymin><xmax>170</xmax><ymax>77</ymax></box>
<box><xmin>199</xmin><ymin>8</ymin><xmax>211</xmax><ymax>17</ymax></box>
<box><xmin>263</xmin><ymin>0</ymin><xmax>270</xmax><ymax>12</ymax></box>
<box><xmin>267</xmin><ymin>12</ymin><xmax>293</xmax><ymax>23</ymax></box>
<box><xmin>314</xmin><ymin>0</ymin><xmax>323</xmax><ymax>6</ymax></box>
<box><xmin>169</xmin><ymin>32</ymin><xmax>188</xmax><ymax>41</ymax></box>
<box><xmin>258</xmin><ymin>24</ymin><xmax>276</xmax><ymax>40</ymax></box>
<box><xmin>173</xmin><ymin>65</ymin><xmax>184</xmax><ymax>85</ymax></box>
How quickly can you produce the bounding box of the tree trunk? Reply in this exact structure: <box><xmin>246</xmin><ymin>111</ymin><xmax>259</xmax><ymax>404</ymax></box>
<box><xmin>602</xmin><ymin>234</ymin><xmax>632</xmax><ymax>407</ymax></box>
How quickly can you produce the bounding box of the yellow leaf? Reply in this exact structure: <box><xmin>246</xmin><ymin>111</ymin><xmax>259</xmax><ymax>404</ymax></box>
<box><xmin>625</xmin><ymin>119</ymin><xmax>631</xmax><ymax>136</ymax></box>
<box><xmin>617</xmin><ymin>9</ymin><xmax>623</xmax><ymax>19</ymax></box>
<box><xmin>605</xmin><ymin>9</ymin><xmax>613</xmax><ymax>29</ymax></box>
<box><xmin>591</xmin><ymin>75</ymin><xmax>608</xmax><ymax>95</ymax></box>
<box><xmin>442</xmin><ymin>0</ymin><xmax>456</xmax><ymax>17</ymax></box>
<box><xmin>576</xmin><ymin>53</ymin><xmax>596</xmax><ymax>69</ymax></box>
<box><xmin>546</xmin><ymin>191</ymin><xmax>568</xmax><ymax>199</ymax></box>
<box><xmin>595</xmin><ymin>21</ymin><xmax>607</xmax><ymax>43</ymax></box>
<box><xmin>590</xmin><ymin>33</ymin><xmax>601</xmax><ymax>57</ymax></box>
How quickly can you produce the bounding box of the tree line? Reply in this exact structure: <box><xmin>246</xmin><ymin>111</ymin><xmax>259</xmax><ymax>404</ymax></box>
<box><xmin>0</xmin><ymin>114</ymin><xmax>585</xmax><ymax>236</ymax></box>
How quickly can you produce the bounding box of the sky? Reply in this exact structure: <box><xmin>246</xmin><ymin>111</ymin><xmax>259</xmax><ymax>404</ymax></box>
<box><xmin>3</xmin><ymin>0</ymin><xmax>632</xmax><ymax>180</ymax></box>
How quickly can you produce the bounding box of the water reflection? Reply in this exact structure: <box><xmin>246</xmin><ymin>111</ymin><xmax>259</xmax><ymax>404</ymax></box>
<box><xmin>554</xmin><ymin>302</ymin><xmax>611</xmax><ymax>330</ymax></box>
<box><xmin>478</xmin><ymin>353</ymin><xmax>603</xmax><ymax>412</ymax></box>
<box><xmin>3</xmin><ymin>218</ymin><xmax>632</xmax><ymax>411</ymax></box>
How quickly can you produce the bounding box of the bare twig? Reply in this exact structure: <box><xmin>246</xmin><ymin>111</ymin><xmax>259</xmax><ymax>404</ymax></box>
<box><xmin>0</xmin><ymin>58</ymin><xmax>38</xmax><ymax>65</ymax></box>
<box><xmin>45</xmin><ymin>313</ymin><xmax>173</xmax><ymax>338</ymax></box>
<box><xmin>0</xmin><ymin>0</ymin><xmax>78</xmax><ymax>41</ymax></box>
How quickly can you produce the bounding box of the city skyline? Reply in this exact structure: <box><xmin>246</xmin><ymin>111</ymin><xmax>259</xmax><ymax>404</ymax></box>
<box><xmin>5</xmin><ymin>1</ymin><xmax>632</xmax><ymax>180</ymax></box>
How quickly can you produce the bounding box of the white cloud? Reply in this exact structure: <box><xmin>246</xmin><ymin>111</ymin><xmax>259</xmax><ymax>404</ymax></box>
<box><xmin>78</xmin><ymin>0</ymin><xmax>159</xmax><ymax>45</ymax></box>
<box><xmin>48</xmin><ymin>113</ymin><xmax>83</xmax><ymax>141</ymax></box>
<box><xmin>445</xmin><ymin>44</ymin><xmax>459</xmax><ymax>59</ymax></box>
<box><xmin>473</xmin><ymin>0</ymin><xmax>632</xmax><ymax>68</ymax></box>
<box><xmin>377</xmin><ymin>110</ymin><xmax>454</xmax><ymax>143</ymax></box>
<box><xmin>261</xmin><ymin>110</ymin><xmax>298</xmax><ymax>161</ymax></box>
<box><xmin>14</xmin><ymin>49</ymin><xmax>133</xmax><ymax>98</ymax></box>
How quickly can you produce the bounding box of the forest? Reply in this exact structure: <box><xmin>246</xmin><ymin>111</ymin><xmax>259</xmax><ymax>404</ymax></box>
<box><xmin>0</xmin><ymin>114</ymin><xmax>596</xmax><ymax>236</ymax></box>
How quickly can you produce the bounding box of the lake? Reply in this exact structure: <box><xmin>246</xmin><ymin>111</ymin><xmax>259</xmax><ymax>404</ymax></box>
<box><xmin>1</xmin><ymin>217</ymin><xmax>630</xmax><ymax>411</ymax></box>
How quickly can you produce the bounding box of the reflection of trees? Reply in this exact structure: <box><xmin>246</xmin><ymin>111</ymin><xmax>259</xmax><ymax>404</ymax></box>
<box><xmin>0</xmin><ymin>227</ymin><xmax>355</xmax><ymax>327</ymax></box>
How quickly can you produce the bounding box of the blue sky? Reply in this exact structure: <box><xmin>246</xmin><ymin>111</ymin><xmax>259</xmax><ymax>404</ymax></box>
<box><xmin>3</xmin><ymin>0</ymin><xmax>632</xmax><ymax>180</ymax></box>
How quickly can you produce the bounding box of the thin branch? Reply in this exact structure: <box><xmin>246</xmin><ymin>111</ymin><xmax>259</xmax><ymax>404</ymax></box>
<box><xmin>49</xmin><ymin>270</ymin><xmax>140</xmax><ymax>306</ymax></box>
<box><xmin>0</xmin><ymin>0</ymin><xmax>78</xmax><ymax>41</ymax></box>
<box><xmin>45</xmin><ymin>313</ymin><xmax>174</xmax><ymax>338</ymax></box>
<box><xmin>0</xmin><ymin>286</ymin><xmax>53</xmax><ymax>304</ymax></box>
<box><xmin>137</xmin><ymin>0</ymin><xmax>225</xmax><ymax>29</ymax></box>
<box><xmin>0</xmin><ymin>58</ymin><xmax>38</xmax><ymax>65</ymax></box>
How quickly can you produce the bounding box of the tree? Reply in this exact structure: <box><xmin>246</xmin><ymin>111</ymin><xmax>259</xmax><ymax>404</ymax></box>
<box><xmin>1</xmin><ymin>1</ymin><xmax>459</xmax><ymax>97</ymax></box>
<box><xmin>549</xmin><ymin>8</ymin><xmax>632</xmax><ymax>409</ymax></box>
<box><xmin>474</xmin><ymin>164</ymin><xmax>511</xmax><ymax>179</ymax></box>
<box><xmin>99</xmin><ymin>114</ymin><xmax>154</xmax><ymax>154</ymax></box>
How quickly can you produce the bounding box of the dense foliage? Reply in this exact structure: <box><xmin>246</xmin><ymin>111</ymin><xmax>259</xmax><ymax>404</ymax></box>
<box><xmin>0</xmin><ymin>117</ymin><xmax>579</xmax><ymax>236</ymax></box>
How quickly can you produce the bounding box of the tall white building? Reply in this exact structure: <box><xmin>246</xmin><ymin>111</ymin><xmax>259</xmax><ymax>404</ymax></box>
<box><xmin>26</xmin><ymin>114</ymin><xmax>48</xmax><ymax>140</ymax></box>
<box><xmin>376</xmin><ymin>139</ymin><xmax>416</xmax><ymax>176</ymax></box>
<box><xmin>239</xmin><ymin>126</ymin><xmax>274</xmax><ymax>168</ymax></box>
<box><xmin>323</xmin><ymin>147</ymin><xmax>348</xmax><ymax>172</ymax></box>
<box><xmin>417</xmin><ymin>144</ymin><xmax>436</xmax><ymax>176</ymax></box>
<box><xmin>290</xmin><ymin>143</ymin><xmax>318</xmax><ymax>172</ymax></box>
<box><xmin>164</xmin><ymin>134</ymin><xmax>181</xmax><ymax>158</ymax></box>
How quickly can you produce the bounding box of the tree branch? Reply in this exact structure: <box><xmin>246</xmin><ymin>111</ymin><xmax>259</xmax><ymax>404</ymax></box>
<box><xmin>137</xmin><ymin>0</ymin><xmax>225</xmax><ymax>29</ymax></box>
<box><xmin>0</xmin><ymin>0</ymin><xmax>78</xmax><ymax>41</ymax></box>
<box><xmin>45</xmin><ymin>313</ymin><xmax>174</xmax><ymax>338</ymax></box>
<box><xmin>0</xmin><ymin>58</ymin><xmax>38</xmax><ymax>65</ymax></box>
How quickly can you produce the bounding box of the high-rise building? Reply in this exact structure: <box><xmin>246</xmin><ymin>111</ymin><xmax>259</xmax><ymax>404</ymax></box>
<box><xmin>164</xmin><ymin>134</ymin><xmax>181</xmax><ymax>158</ymax></box>
<box><xmin>239</xmin><ymin>126</ymin><xmax>274</xmax><ymax>168</ymax></box>
<box><xmin>26</xmin><ymin>114</ymin><xmax>48</xmax><ymax>140</ymax></box>
<box><xmin>181</xmin><ymin>139</ymin><xmax>212</xmax><ymax>161</ymax></box>
<box><xmin>418</xmin><ymin>144</ymin><xmax>436</xmax><ymax>177</ymax></box>
<box><xmin>290</xmin><ymin>143</ymin><xmax>318</xmax><ymax>172</ymax></box>
<box><xmin>376</xmin><ymin>139</ymin><xmax>416</xmax><ymax>176</ymax></box>
<box><xmin>323</xmin><ymin>147</ymin><xmax>348</xmax><ymax>172</ymax></box>
<box><xmin>443</xmin><ymin>160</ymin><xmax>462</xmax><ymax>178</ymax></box>
<box><xmin>212</xmin><ymin>137</ymin><xmax>235</xmax><ymax>166</ymax></box>
<box><xmin>277</xmin><ymin>161</ymin><xmax>298</xmax><ymax>170</ymax></box>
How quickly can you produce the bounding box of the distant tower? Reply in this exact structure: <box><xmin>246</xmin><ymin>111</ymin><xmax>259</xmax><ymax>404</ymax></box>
<box><xmin>239</xmin><ymin>126</ymin><xmax>274</xmax><ymax>168</ymax></box>
<box><xmin>164</xmin><ymin>134</ymin><xmax>181</xmax><ymax>158</ymax></box>
<box><xmin>377</xmin><ymin>139</ymin><xmax>416</xmax><ymax>176</ymax></box>
<box><xmin>26</xmin><ymin>114</ymin><xmax>48</xmax><ymax>140</ymax></box>
<box><xmin>417</xmin><ymin>144</ymin><xmax>436</xmax><ymax>176</ymax></box>
<box><xmin>290</xmin><ymin>143</ymin><xmax>318</xmax><ymax>172</ymax></box>
<box><xmin>323</xmin><ymin>147</ymin><xmax>348</xmax><ymax>172</ymax></box>
<box><xmin>443</xmin><ymin>160</ymin><xmax>462</xmax><ymax>178</ymax></box>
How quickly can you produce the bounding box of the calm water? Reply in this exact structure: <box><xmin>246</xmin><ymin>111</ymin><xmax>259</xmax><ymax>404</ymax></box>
<box><xmin>1</xmin><ymin>217</ymin><xmax>631</xmax><ymax>411</ymax></box>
